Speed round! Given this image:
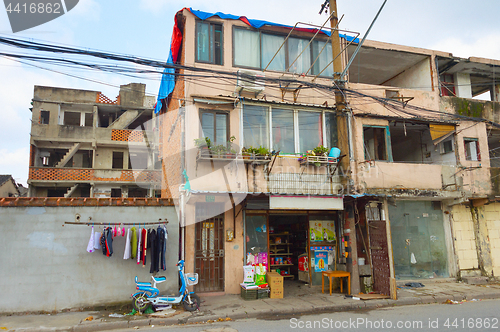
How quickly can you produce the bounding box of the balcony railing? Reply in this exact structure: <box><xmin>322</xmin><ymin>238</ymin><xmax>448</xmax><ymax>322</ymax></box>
<box><xmin>29</xmin><ymin>167</ymin><xmax>161</xmax><ymax>183</ymax></box>
<box><xmin>31</xmin><ymin>124</ymin><xmax>156</xmax><ymax>144</ymax></box>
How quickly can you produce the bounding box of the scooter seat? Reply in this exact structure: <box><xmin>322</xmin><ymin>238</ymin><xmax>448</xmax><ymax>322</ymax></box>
<box><xmin>153</xmin><ymin>276</ymin><xmax>166</xmax><ymax>283</ymax></box>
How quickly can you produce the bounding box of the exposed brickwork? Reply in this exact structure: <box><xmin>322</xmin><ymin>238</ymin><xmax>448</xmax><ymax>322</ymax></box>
<box><xmin>160</xmin><ymin>14</ymin><xmax>186</xmax><ymax>200</ymax></box>
<box><xmin>96</xmin><ymin>92</ymin><xmax>120</xmax><ymax>104</ymax></box>
<box><xmin>29</xmin><ymin>167</ymin><xmax>161</xmax><ymax>183</ymax></box>
<box><xmin>111</xmin><ymin>129</ymin><xmax>144</xmax><ymax>142</ymax></box>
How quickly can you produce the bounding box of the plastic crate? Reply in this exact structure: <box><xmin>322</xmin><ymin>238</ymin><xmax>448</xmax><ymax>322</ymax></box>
<box><xmin>240</xmin><ymin>287</ymin><xmax>257</xmax><ymax>300</ymax></box>
<box><xmin>257</xmin><ymin>288</ymin><xmax>269</xmax><ymax>299</ymax></box>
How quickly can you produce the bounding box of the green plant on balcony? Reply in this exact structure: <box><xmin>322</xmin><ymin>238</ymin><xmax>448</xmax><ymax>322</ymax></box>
<box><xmin>312</xmin><ymin>145</ymin><xmax>329</xmax><ymax>156</ymax></box>
<box><xmin>209</xmin><ymin>144</ymin><xmax>227</xmax><ymax>157</ymax></box>
<box><xmin>194</xmin><ymin>137</ymin><xmax>212</xmax><ymax>148</ymax></box>
<box><xmin>256</xmin><ymin>146</ymin><xmax>270</xmax><ymax>157</ymax></box>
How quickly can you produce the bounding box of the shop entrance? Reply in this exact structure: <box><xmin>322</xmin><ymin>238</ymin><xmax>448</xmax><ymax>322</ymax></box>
<box><xmin>245</xmin><ymin>211</ymin><xmax>340</xmax><ymax>290</ymax></box>
<box><xmin>268</xmin><ymin>214</ymin><xmax>308</xmax><ymax>280</ymax></box>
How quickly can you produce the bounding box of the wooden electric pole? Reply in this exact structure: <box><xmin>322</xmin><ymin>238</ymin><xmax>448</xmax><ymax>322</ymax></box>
<box><xmin>329</xmin><ymin>0</ymin><xmax>350</xmax><ymax>190</ymax></box>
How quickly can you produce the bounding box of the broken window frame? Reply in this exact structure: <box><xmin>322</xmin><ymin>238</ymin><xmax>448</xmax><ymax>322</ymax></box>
<box><xmin>363</xmin><ymin>125</ymin><xmax>392</xmax><ymax>162</ymax></box>
<box><xmin>464</xmin><ymin>138</ymin><xmax>481</xmax><ymax>161</ymax></box>
<box><xmin>39</xmin><ymin>110</ymin><xmax>50</xmax><ymax>125</ymax></box>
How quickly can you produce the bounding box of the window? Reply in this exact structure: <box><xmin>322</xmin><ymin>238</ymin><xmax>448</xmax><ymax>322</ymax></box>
<box><xmin>243</xmin><ymin>105</ymin><xmax>269</xmax><ymax>148</ymax></box>
<box><xmin>84</xmin><ymin>113</ymin><xmax>93</xmax><ymax>127</ymax></box>
<box><xmin>40</xmin><ymin>110</ymin><xmax>50</xmax><ymax>124</ymax></box>
<box><xmin>272</xmin><ymin>109</ymin><xmax>294</xmax><ymax>152</ymax></box>
<box><xmin>364</xmin><ymin>126</ymin><xmax>390</xmax><ymax>161</ymax></box>
<box><xmin>440</xmin><ymin>74</ymin><xmax>455</xmax><ymax>96</ymax></box>
<box><xmin>111</xmin><ymin>188</ymin><xmax>122</xmax><ymax>198</ymax></box>
<box><xmin>196</xmin><ymin>21</ymin><xmax>223</xmax><ymax>65</ymax></box>
<box><xmin>311</xmin><ymin>40</ymin><xmax>333</xmax><ymax>76</ymax></box>
<box><xmin>243</xmin><ymin>104</ymin><xmax>337</xmax><ymax>154</ymax></box>
<box><xmin>63</xmin><ymin>111</ymin><xmax>80</xmax><ymax>126</ymax></box>
<box><xmin>441</xmin><ymin>140</ymin><xmax>454</xmax><ymax>154</ymax></box>
<box><xmin>262</xmin><ymin>34</ymin><xmax>285</xmax><ymax>71</ymax></box>
<box><xmin>464</xmin><ymin>138</ymin><xmax>480</xmax><ymax>161</ymax></box>
<box><xmin>288</xmin><ymin>37</ymin><xmax>311</xmax><ymax>74</ymax></box>
<box><xmin>200</xmin><ymin>110</ymin><xmax>228</xmax><ymax>145</ymax></box>
<box><xmin>234</xmin><ymin>28</ymin><xmax>260</xmax><ymax>68</ymax></box>
<box><xmin>298</xmin><ymin>111</ymin><xmax>322</xmax><ymax>153</ymax></box>
<box><xmin>112</xmin><ymin>151</ymin><xmax>124</xmax><ymax>169</ymax></box>
<box><xmin>233</xmin><ymin>27</ymin><xmax>333</xmax><ymax>76</ymax></box>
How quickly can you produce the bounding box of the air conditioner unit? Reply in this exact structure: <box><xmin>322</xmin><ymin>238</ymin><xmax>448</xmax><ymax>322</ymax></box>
<box><xmin>236</xmin><ymin>70</ymin><xmax>265</xmax><ymax>96</ymax></box>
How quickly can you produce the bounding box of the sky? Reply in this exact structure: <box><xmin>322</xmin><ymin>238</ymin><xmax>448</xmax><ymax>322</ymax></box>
<box><xmin>0</xmin><ymin>0</ymin><xmax>499</xmax><ymax>186</ymax></box>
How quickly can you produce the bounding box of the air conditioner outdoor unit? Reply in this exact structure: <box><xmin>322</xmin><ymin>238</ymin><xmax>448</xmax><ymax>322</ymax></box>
<box><xmin>236</xmin><ymin>70</ymin><xmax>265</xmax><ymax>96</ymax></box>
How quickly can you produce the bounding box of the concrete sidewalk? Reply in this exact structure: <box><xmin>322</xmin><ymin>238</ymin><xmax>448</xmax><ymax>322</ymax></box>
<box><xmin>2</xmin><ymin>279</ymin><xmax>500</xmax><ymax>332</ymax></box>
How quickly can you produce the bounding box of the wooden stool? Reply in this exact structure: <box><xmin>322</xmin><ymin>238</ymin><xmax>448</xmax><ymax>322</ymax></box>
<box><xmin>322</xmin><ymin>270</ymin><xmax>351</xmax><ymax>295</ymax></box>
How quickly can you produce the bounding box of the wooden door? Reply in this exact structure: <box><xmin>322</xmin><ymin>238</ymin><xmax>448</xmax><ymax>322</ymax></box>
<box><xmin>195</xmin><ymin>204</ymin><xmax>225</xmax><ymax>292</ymax></box>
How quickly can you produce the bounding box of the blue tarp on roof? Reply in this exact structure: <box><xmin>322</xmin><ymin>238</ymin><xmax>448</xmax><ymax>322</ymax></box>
<box><xmin>189</xmin><ymin>8</ymin><xmax>359</xmax><ymax>42</ymax></box>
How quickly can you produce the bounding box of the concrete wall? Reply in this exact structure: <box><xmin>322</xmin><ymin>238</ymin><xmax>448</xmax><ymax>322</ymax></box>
<box><xmin>0</xmin><ymin>205</ymin><xmax>179</xmax><ymax>313</ymax></box>
<box><xmin>449</xmin><ymin>204</ymin><xmax>479</xmax><ymax>272</ymax></box>
<box><xmin>383</xmin><ymin>58</ymin><xmax>433</xmax><ymax>91</ymax></box>
<box><xmin>482</xmin><ymin>203</ymin><xmax>500</xmax><ymax>277</ymax></box>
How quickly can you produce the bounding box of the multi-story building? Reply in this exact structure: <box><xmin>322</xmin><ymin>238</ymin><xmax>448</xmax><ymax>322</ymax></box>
<box><xmin>156</xmin><ymin>7</ymin><xmax>500</xmax><ymax>298</ymax></box>
<box><xmin>28</xmin><ymin>83</ymin><xmax>162</xmax><ymax>198</ymax></box>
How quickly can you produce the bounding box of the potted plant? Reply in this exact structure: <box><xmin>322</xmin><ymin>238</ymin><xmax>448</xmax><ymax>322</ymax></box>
<box><xmin>312</xmin><ymin>145</ymin><xmax>329</xmax><ymax>156</ymax></box>
<box><xmin>226</xmin><ymin>136</ymin><xmax>236</xmax><ymax>159</ymax></box>
<box><xmin>210</xmin><ymin>144</ymin><xmax>227</xmax><ymax>158</ymax></box>
<box><xmin>256</xmin><ymin>146</ymin><xmax>270</xmax><ymax>159</ymax></box>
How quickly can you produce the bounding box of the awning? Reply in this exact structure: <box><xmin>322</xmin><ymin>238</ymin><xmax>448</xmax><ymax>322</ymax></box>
<box><xmin>430</xmin><ymin>124</ymin><xmax>455</xmax><ymax>141</ymax></box>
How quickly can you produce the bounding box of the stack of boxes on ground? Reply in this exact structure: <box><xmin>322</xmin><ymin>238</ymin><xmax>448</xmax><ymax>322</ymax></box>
<box><xmin>241</xmin><ymin>263</ymin><xmax>284</xmax><ymax>300</ymax></box>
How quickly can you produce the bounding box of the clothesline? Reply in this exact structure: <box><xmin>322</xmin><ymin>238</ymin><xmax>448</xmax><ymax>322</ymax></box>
<box><xmin>65</xmin><ymin>217</ymin><xmax>169</xmax><ymax>226</ymax></box>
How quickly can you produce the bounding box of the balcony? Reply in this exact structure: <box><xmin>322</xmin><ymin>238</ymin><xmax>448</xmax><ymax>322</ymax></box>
<box><xmin>28</xmin><ymin>167</ymin><xmax>161</xmax><ymax>184</ymax></box>
<box><xmin>31</xmin><ymin>124</ymin><xmax>157</xmax><ymax>145</ymax></box>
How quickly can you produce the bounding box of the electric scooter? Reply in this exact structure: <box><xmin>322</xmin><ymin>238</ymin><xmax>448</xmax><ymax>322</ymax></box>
<box><xmin>132</xmin><ymin>260</ymin><xmax>200</xmax><ymax>312</ymax></box>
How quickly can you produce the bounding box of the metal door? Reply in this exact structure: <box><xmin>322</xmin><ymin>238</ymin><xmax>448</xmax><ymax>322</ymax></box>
<box><xmin>389</xmin><ymin>201</ymin><xmax>448</xmax><ymax>278</ymax></box>
<box><xmin>195</xmin><ymin>204</ymin><xmax>225</xmax><ymax>292</ymax></box>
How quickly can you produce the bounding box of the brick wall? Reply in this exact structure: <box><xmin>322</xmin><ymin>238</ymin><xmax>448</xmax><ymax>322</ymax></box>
<box><xmin>160</xmin><ymin>15</ymin><xmax>186</xmax><ymax>200</ymax></box>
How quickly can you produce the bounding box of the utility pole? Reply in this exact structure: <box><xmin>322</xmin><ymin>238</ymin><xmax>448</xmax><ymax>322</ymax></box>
<box><xmin>329</xmin><ymin>0</ymin><xmax>350</xmax><ymax>190</ymax></box>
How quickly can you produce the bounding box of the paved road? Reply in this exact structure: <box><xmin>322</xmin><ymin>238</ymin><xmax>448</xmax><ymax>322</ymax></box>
<box><xmin>115</xmin><ymin>298</ymin><xmax>500</xmax><ymax>332</ymax></box>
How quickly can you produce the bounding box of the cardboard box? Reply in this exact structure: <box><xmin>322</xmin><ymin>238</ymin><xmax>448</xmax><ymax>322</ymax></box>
<box><xmin>266</xmin><ymin>272</ymin><xmax>283</xmax><ymax>299</ymax></box>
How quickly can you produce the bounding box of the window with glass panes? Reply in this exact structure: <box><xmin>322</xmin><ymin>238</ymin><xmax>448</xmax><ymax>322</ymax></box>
<box><xmin>242</xmin><ymin>104</ymin><xmax>337</xmax><ymax>153</ymax></box>
<box><xmin>196</xmin><ymin>21</ymin><xmax>223</xmax><ymax>65</ymax></box>
<box><xmin>200</xmin><ymin>110</ymin><xmax>228</xmax><ymax>145</ymax></box>
<box><xmin>233</xmin><ymin>27</ymin><xmax>333</xmax><ymax>76</ymax></box>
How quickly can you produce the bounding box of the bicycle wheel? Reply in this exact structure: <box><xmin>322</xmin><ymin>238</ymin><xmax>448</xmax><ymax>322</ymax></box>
<box><xmin>132</xmin><ymin>294</ymin><xmax>151</xmax><ymax>313</ymax></box>
<box><xmin>183</xmin><ymin>293</ymin><xmax>200</xmax><ymax>312</ymax></box>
